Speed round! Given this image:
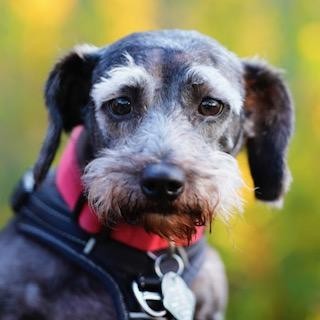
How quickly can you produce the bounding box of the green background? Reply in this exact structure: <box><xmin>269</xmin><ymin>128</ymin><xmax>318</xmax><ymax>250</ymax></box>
<box><xmin>0</xmin><ymin>1</ymin><xmax>319</xmax><ymax>319</ymax></box>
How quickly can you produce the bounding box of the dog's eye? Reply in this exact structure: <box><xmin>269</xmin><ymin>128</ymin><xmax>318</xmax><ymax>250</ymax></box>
<box><xmin>109</xmin><ymin>97</ymin><xmax>132</xmax><ymax>116</ymax></box>
<box><xmin>198</xmin><ymin>97</ymin><xmax>224</xmax><ymax>117</ymax></box>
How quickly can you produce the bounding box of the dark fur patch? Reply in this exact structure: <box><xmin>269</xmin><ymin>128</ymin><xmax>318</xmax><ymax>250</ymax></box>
<box><xmin>33</xmin><ymin>49</ymin><xmax>100</xmax><ymax>185</ymax></box>
<box><xmin>45</xmin><ymin>49</ymin><xmax>99</xmax><ymax>132</ymax></box>
<box><xmin>243</xmin><ymin>60</ymin><xmax>294</xmax><ymax>201</ymax></box>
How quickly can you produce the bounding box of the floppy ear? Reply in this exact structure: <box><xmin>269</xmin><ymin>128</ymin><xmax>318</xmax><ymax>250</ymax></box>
<box><xmin>242</xmin><ymin>59</ymin><xmax>294</xmax><ymax>206</ymax></box>
<box><xmin>33</xmin><ymin>45</ymin><xmax>100</xmax><ymax>187</ymax></box>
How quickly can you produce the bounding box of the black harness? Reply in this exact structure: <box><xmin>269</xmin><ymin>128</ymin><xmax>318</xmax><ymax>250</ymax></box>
<box><xmin>11</xmin><ymin>171</ymin><xmax>206</xmax><ymax>320</ymax></box>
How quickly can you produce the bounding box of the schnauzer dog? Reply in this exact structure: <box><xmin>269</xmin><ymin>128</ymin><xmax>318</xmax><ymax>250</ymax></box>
<box><xmin>0</xmin><ymin>30</ymin><xmax>293</xmax><ymax>320</ymax></box>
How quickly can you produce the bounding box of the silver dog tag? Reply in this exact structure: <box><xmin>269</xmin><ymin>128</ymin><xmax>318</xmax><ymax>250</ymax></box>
<box><xmin>162</xmin><ymin>272</ymin><xmax>195</xmax><ymax>320</ymax></box>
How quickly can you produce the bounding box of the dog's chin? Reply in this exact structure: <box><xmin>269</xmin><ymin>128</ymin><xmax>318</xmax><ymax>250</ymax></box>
<box><xmin>137</xmin><ymin>212</ymin><xmax>208</xmax><ymax>243</ymax></box>
<box><xmin>89</xmin><ymin>195</ymin><xmax>219</xmax><ymax>242</ymax></box>
<box><xmin>107</xmin><ymin>203</ymin><xmax>215</xmax><ymax>243</ymax></box>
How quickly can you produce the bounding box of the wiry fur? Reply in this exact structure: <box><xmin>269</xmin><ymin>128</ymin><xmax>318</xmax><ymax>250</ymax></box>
<box><xmin>83</xmin><ymin>149</ymin><xmax>243</xmax><ymax>241</ymax></box>
<box><xmin>83</xmin><ymin>107</ymin><xmax>243</xmax><ymax>242</ymax></box>
<box><xmin>92</xmin><ymin>53</ymin><xmax>155</xmax><ymax>108</ymax></box>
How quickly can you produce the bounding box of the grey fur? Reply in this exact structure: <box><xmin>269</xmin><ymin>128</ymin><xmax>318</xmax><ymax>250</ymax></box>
<box><xmin>0</xmin><ymin>29</ymin><xmax>293</xmax><ymax>319</ymax></box>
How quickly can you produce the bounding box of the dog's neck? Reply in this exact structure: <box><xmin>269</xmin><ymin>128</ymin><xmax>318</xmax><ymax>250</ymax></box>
<box><xmin>55</xmin><ymin>126</ymin><xmax>204</xmax><ymax>251</ymax></box>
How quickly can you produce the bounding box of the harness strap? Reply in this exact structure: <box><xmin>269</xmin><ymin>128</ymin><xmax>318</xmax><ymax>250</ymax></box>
<box><xmin>15</xmin><ymin>202</ymin><xmax>129</xmax><ymax>319</ymax></box>
<box><xmin>17</xmin><ymin>221</ymin><xmax>128</xmax><ymax>319</ymax></box>
<box><xmin>12</xmin><ymin>171</ymin><xmax>206</xmax><ymax>319</ymax></box>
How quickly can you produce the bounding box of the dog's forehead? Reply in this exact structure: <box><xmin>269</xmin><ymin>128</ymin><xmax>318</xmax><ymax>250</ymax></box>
<box><xmin>90</xmin><ymin>30</ymin><xmax>245</xmax><ymax>113</ymax></box>
<box><xmin>95</xmin><ymin>30</ymin><xmax>243</xmax><ymax>85</ymax></box>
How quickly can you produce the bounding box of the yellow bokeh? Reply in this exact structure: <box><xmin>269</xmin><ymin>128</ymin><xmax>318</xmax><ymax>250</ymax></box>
<box><xmin>235</xmin><ymin>219</ymin><xmax>275</xmax><ymax>278</ymax></box>
<box><xmin>234</xmin><ymin>8</ymin><xmax>282</xmax><ymax>60</ymax></box>
<box><xmin>9</xmin><ymin>0</ymin><xmax>76</xmax><ymax>60</ymax></box>
<box><xmin>95</xmin><ymin>0</ymin><xmax>158</xmax><ymax>41</ymax></box>
<box><xmin>237</xmin><ymin>151</ymin><xmax>254</xmax><ymax>206</ymax></box>
<box><xmin>9</xmin><ymin>0</ymin><xmax>76</xmax><ymax>28</ymax></box>
<box><xmin>298</xmin><ymin>21</ymin><xmax>320</xmax><ymax>62</ymax></box>
<box><xmin>313</xmin><ymin>102</ymin><xmax>320</xmax><ymax>138</ymax></box>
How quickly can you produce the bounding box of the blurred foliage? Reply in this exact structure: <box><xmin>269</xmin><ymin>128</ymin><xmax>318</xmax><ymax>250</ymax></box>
<box><xmin>0</xmin><ymin>0</ymin><xmax>319</xmax><ymax>319</ymax></box>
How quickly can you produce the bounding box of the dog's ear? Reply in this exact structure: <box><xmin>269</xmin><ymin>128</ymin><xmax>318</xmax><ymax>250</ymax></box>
<box><xmin>242</xmin><ymin>59</ymin><xmax>294</xmax><ymax>206</ymax></box>
<box><xmin>33</xmin><ymin>45</ymin><xmax>100</xmax><ymax>187</ymax></box>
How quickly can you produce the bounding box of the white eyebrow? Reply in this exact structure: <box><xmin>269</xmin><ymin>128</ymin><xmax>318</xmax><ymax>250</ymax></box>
<box><xmin>186</xmin><ymin>65</ymin><xmax>243</xmax><ymax>114</ymax></box>
<box><xmin>91</xmin><ymin>53</ymin><xmax>154</xmax><ymax>107</ymax></box>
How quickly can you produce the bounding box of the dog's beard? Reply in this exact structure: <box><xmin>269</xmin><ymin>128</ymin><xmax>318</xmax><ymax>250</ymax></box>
<box><xmin>83</xmin><ymin>149</ymin><xmax>244</xmax><ymax>241</ymax></box>
<box><xmin>140</xmin><ymin>213</ymin><xmax>207</xmax><ymax>243</ymax></box>
<box><xmin>106</xmin><ymin>195</ymin><xmax>216</xmax><ymax>242</ymax></box>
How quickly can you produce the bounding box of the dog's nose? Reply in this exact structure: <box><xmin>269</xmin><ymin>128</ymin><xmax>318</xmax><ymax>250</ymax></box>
<box><xmin>140</xmin><ymin>163</ymin><xmax>185</xmax><ymax>201</ymax></box>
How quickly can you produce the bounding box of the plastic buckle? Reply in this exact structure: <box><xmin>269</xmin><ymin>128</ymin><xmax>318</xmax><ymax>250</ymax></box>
<box><xmin>132</xmin><ymin>281</ymin><xmax>167</xmax><ymax>318</ymax></box>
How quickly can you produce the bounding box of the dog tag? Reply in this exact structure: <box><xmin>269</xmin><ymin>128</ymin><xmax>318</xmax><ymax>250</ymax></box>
<box><xmin>162</xmin><ymin>271</ymin><xmax>195</xmax><ymax>320</ymax></box>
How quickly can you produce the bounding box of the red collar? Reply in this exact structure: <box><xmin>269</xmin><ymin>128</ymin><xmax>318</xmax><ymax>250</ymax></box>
<box><xmin>56</xmin><ymin>126</ymin><xmax>204</xmax><ymax>251</ymax></box>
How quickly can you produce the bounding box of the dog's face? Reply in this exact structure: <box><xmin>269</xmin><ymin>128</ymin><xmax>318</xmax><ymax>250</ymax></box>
<box><xmin>36</xmin><ymin>30</ymin><xmax>293</xmax><ymax>241</ymax></box>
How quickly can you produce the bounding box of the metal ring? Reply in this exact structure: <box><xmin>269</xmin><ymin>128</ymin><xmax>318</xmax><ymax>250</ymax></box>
<box><xmin>154</xmin><ymin>253</ymin><xmax>184</xmax><ymax>277</ymax></box>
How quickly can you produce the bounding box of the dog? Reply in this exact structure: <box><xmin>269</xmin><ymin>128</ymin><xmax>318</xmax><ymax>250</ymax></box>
<box><xmin>0</xmin><ymin>30</ymin><xmax>293</xmax><ymax>320</ymax></box>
